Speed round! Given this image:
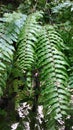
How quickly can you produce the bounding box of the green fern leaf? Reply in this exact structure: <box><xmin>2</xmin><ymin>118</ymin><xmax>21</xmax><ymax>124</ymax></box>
<box><xmin>37</xmin><ymin>25</ymin><xmax>70</xmax><ymax>129</ymax></box>
<box><xmin>16</xmin><ymin>12</ymin><xmax>42</xmax><ymax>90</ymax></box>
<box><xmin>0</xmin><ymin>12</ymin><xmax>26</xmax><ymax>96</ymax></box>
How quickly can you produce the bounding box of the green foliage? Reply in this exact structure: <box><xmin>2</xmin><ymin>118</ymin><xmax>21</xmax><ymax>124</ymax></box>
<box><xmin>16</xmin><ymin>12</ymin><xmax>42</xmax><ymax>71</ymax></box>
<box><xmin>51</xmin><ymin>0</ymin><xmax>73</xmax><ymax>87</ymax></box>
<box><xmin>0</xmin><ymin>12</ymin><xmax>26</xmax><ymax>95</ymax></box>
<box><xmin>0</xmin><ymin>10</ymin><xmax>72</xmax><ymax>129</ymax></box>
<box><xmin>52</xmin><ymin>1</ymin><xmax>73</xmax><ymax>23</ymax></box>
<box><xmin>52</xmin><ymin>1</ymin><xmax>73</xmax><ymax>14</ymax></box>
<box><xmin>51</xmin><ymin>1</ymin><xmax>73</xmax><ymax>129</ymax></box>
<box><xmin>37</xmin><ymin>25</ymin><xmax>70</xmax><ymax>129</ymax></box>
<box><xmin>18</xmin><ymin>0</ymin><xmax>46</xmax><ymax>14</ymax></box>
<box><xmin>12</xmin><ymin>12</ymin><xmax>70</xmax><ymax>129</ymax></box>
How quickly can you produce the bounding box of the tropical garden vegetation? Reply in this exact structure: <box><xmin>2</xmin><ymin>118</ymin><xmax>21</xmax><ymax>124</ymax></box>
<box><xmin>0</xmin><ymin>0</ymin><xmax>73</xmax><ymax>130</ymax></box>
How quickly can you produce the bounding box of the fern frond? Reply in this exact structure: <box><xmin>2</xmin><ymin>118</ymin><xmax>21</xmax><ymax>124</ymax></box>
<box><xmin>16</xmin><ymin>12</ymin><xmax>42</xmax><ymax>90</ymax></box>
<box><xmin>37</xmin><ymin>25</ymin><xmax>70</xmax><ymax>129</ymax></box>
<box><xmin>16</xmin><ymin>12</ymin><xmax>42</xmax><ymax>71</ymax></box>
<box><xmin>0</xmin><ymin>12</ymin><xmax>26</xmax><ymax>96</ymax></box>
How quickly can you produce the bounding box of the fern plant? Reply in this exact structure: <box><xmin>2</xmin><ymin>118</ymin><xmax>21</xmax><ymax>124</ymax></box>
<box><xmin>0</xmin><ymin>12</ymin><xmax>26</xmax><ymax>95</ymax></box>
<box><xmin>0</xmin><ymin>11</ymin><xmax>71</xmax><ymax>130</ymax></box>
